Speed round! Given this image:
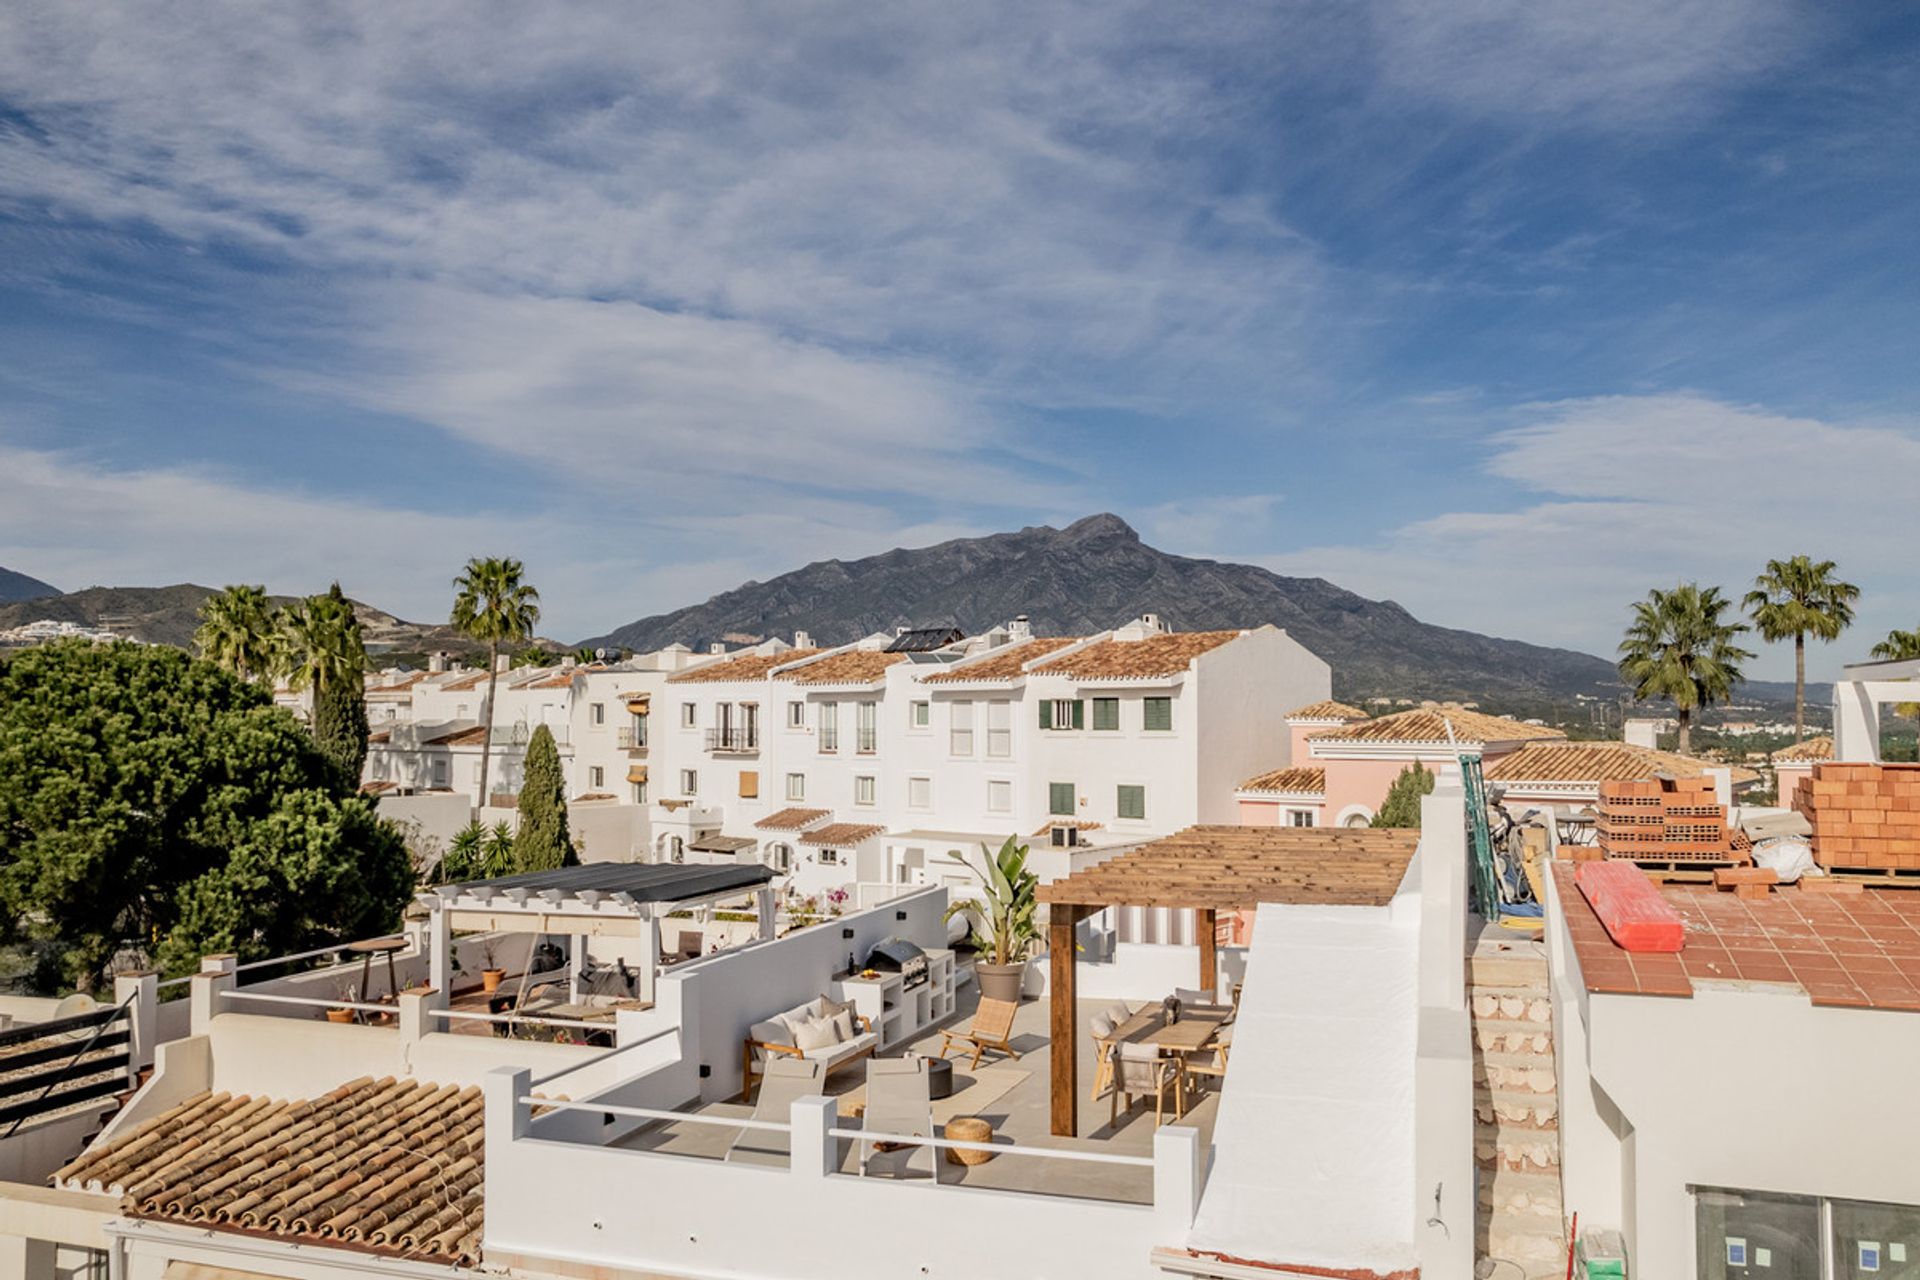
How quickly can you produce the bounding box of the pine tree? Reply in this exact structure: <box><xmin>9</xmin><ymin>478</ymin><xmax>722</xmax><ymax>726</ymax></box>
<box><xmin>512</xmin><ymin>724</ymin><xmax>574</xmax><ymax>872</ymax></box>
<box><xmin>1372</xmin><ymin>762</ymin><xmax>1435</xmax><ymax>828</ymax></box>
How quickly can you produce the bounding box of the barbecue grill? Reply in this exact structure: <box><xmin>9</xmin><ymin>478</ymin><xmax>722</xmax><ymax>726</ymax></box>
<box><xmin>864</xmin><ymin>938</ymin><xmax>930</xmax><ymax>990</ymax></box>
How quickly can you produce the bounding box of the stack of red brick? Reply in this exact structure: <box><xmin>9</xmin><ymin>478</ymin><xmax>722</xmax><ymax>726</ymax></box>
<box><xmin>1596</xmin><ymin>775</ymin><xmax>1739</xmax><ymax>863</ymax></box>
<box><xmin>1792</xmin><ymin>762</ymin><xmax>1920</xmax><ymax>870</ymax></box>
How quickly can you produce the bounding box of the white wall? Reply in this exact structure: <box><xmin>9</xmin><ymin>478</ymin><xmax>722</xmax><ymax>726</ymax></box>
<box><xmin>1193</xmin><ymin>625</ymin><xmax>1330</xmax><ymax>820</ymax></box>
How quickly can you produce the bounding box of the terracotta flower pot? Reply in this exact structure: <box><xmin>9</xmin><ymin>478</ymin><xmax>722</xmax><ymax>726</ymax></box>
<box><xmin>481</xmin><ymin>968</ymin><xmax>506</xmax><ymax>993</ymax></box>
<box><xmin>974</xmin><ymin>960</ymin><xmax>1028</xmax><ymax>1004</ymax></box>
<box><xmin>325</xmin><ymin>1007</ymin><xmax>354</xmax><ymax>1024</ymax></box>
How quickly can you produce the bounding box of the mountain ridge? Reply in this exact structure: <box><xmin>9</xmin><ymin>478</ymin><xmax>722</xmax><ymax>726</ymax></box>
<box><xmin>0</xmin><ymin>566</ymin><xmax>59</xmax><ymax>604</ymax></box>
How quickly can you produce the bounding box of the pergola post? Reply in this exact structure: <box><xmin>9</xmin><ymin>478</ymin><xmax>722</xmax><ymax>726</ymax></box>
<box><xmin>1197</xmin><ymin>907</ymin><xmax>1218</xmax><ymax>994</ymax></box>
<box><xmin>1049</xmin><ymin>903</ymin><xmax>1092</xmax><ymax>1137</ymax></box>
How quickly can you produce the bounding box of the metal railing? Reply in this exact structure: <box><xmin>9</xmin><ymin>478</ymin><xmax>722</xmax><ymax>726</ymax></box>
<box><xmin>617</xmin><ymin>727</ymin><xmax>649</xmax><ymax>750</ymax></box>
<box><xmin>703</xmin><ymin>727</ymin><xmax>759</xmax><ymax>752</ymax></box>
<box><xmin>0</xmin><ymin>1000</ymin><xmax>135</xmax><ymax>1134</ymax></box>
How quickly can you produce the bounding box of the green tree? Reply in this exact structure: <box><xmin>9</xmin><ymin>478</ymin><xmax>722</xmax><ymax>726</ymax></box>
<box><xmin>1371</xmin><ymin>762</ymin><xmax>1435</xmax><ymax>828</ymax></box>
<box><xmin>1871</xmin><ymin>624</ymin><xmax>1920</xmax><ymax>721</ymax></box>
<box><xmin>1743</xmin><ymin>556</ymin><xmax>1859</xmax><ymax>742</ymax></box>
<box><xmin>512</xmin><ymin>724</ymin><xmax>575</xmax><ymax>871</ymax></box>
<box><xmin>450</xmin><ymin>558</ymin><xmax>541</xmax><ymax>804</ymax></box>
<box><xmin>193</xmin><ymin>584</ymin><xmax>283</xmax><ymax>683</ymax></box>
<box><xmin>0</xmin><ymin>640</ymin><xmax>412</xmax><ymax>991</ymax></box>
<box><xmin>281</xmin><ymin>584</ymin><xmax>369</xmax><ymax>782</ymax></box>
<box><xmin>483</xmin><ymin>821</ymin><xmax>516</xmax><ymax>878</ymax></box>
<box><xmin>1618</xmin><ymin>583</ymin><xmax>1754</xmax><ymax>755</ymax></box>
<box><xmin>441</xmin><ymin>820</ymin><xmax>486</xmax><ymax>883</ymax></box>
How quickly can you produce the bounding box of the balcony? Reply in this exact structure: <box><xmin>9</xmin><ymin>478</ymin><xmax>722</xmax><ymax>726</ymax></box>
<box><xmin>704</xmin><ymin>726</ymin><xmax>760</xmax><ymax>754</ymax></box>
<box><xmin>618</xmin><ymin>727</ymin><xmax>649</xmax><ymax>753</ymax></box>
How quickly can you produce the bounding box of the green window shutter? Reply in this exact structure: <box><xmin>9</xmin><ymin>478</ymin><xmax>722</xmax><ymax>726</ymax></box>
<box><xmin>1092</xmin><ymin>698</ymin><xmax>1119</xmax><ymax>731</ymax></box>
<box><xmin>1117</xmin><ymin>785</ymin><xmax>1145</xmax><ymax>820</ymax></box>
<box><xmin>1040</xmin><ymin>699</ymin><xmax>1051</xmax><ymax>729</ymax></box>
<box><xmin>1049</xmin><ymin>782</ymin><xmax>1075</xmax><ymax>816</ymax></box>
<box><xmin>1144</xmin><ymin>697</ymin><xmax>1172</xmax><ymax>731</ymax></box>
<box><xmin>1071</xmin><ymin>699</ymin><xmax>1085</xmax><ymax>730</ymax></box>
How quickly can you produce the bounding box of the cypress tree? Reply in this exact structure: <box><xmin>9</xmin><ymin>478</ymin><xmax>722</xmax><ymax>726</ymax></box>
<box><xmin>1371</xmin><ymin>761</ymin><xmax>1435</xmax><ymax>829</ymax></box>
<box><xmin>513</xmin><ymin>724</ymin><xmax>574</xmax><ymax>871</ymax></box>
<box><xmin>313</xmin><ymin>670</ymin><xmax>370</xmax><ymax>784</ymax></box>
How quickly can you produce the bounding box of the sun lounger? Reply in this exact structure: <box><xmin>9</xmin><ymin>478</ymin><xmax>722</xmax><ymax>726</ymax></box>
<box><xmin>726</xmin><ymin>1057</ymin><xmax>823</xmax><ymax>1166</ymax></box>
<box><xmin>860</xmin><ymin>1058</ymin><xmax>934</xmax><ymax>1179</ymax></box>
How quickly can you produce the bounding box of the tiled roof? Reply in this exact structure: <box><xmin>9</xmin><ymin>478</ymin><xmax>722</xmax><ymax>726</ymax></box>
<box><xmin>776</xmin><ymin>650</ymin><xmax>907</xmax><ymax>686</ymax></box>
<box><xmin>1285</xmin><ymin>699</ymin><xmax>1369</xmax><ymax>722</ymax></box>
<box><xmin>572</xmin><ymin>792</ymin><xmax>616</xmax><ymax>802</ymax></box>
<box><xmin>55</xmin><ymin>1077</ymin><xmax>485</xmax><ymax>1266</ymax></box>
<box><xmin>755</xmin><ymin>806</ymin><xmax>830</xmax><ymax>831</ymax></box>
<box><xmin>1488</xmin><ymin>741</ymin><xmax>1760</xmax><ymax>787</ymax></box>
<box><xmin>1029</xmin><ymin>630</ymin><xmax>1244</xmax><ymax>680</ymax></box>
<box><xmin>1309</xmin><ymin>705</ymin><xmax>1563</xmax><ymax>746</ymax></box>
<box><xmin>1237</xmin><ymin>766</ymin><xmax>1327</xmax><ymax>795</ymax></box>
<box><xmin>920</xmin><ymin>636</ymin><xmax>1081</xmax><ymax>683</ymax></box>
<box><xmin>360</xmin><ymin>780</ymin><xmax>397</xmax><ymax>795</ymax></box>
<box><xmin>365</xmin><ymin>671</ymin><xmax>430</xmax><ymax>697</ymax></box>
<box><xmin>1773</xmin><ymin>735</ymin><xmax>1834</xmax><ymax>763</ymax></box>
<box><xmin>1553</xmin><ymin>863</ymin><xmax>1920</xmax><ymax>1011</ymax></box>
<box><xmin>1031</xmin><ymin>819</ymin><xmax>1104</xmax><ymax>837</ymax></box>
<box><xmin>435</xmin><ymin>671</ymin><xmax>491</xmax><ymax>691</ymax></box>
<box><xmin>366</xmin><ymin>729</ymin><xmax>391</xmax><ymax>744</ymax></box>
<box><xmin>667</xmin><ymin>648</ymin><xmax>821</xmax><ymax>684</ymax></box>
<box><xmin>798</xmin><ymin>822</ymin><xmax>887</xmax><ymax>847</ymax></box>
<box><xmin>423</xmin><ymin>725</ymin><xmax>488</xmax><ymax>747</ymax></box>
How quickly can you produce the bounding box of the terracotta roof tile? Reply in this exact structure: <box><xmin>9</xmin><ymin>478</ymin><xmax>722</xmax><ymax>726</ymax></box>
<box><xmin>797</xmin><ymin>822</ymin><xmax>887</xmax><ymax>847</ymax></box>
<box><xmin>1488</xmin><ymin>741</ymin><xmax>1760</xmax><ymax>787</ymax></box>
<box><xmin>1309</xmin><ymin>705</ymin><xmax>1563</xmax><ymax>746</ymax></box>
<box><xmin>919</xmin><ymin>636</ymin><xmax>1081</xmax><ymax>683</ymax></box>
<box><xmin>1237</xmin><ymin>766</ymin><xmax>1327</xmax><ymax>795</ymax></box>
<box><xmin>1773</xmin><ymin>735</ymin><xmax>1834</xmax><ymax>763</ymax></box>
<box><xmin>1028</xmin><ymin>630</ymin><xmax>1245</xmax><ymax>680</ymax></box>
<box><xmin>434</xmin><ymin>671</ymin><xmax>491</xmax><ymax>691</ymax></box>
<box><xmin>667</xmin><ymin>648</ymin><xmax>822</xmax><ymax>684</ymax></box>
<box><xmin>755</xmin><ymin>806</ymin><xmax>831</xmax><ymax>831</ymax></box>
<box><xmin>1553</xmin><ymin>863</ymin><xmax>1920</xmax><ymax>1012</ymax></box>
<box><xmin>776</xmin><ymin>650</ymin><xmax>906</xmax><ymax>686</ymax></box>
<box><xmin>1031</xmin><ymin>819</ymin><xmax>1105</xmax><ymax>837</ymax></box>
<box><xmin>55</xmin><ymin>1078</ymin><xmax>485</xmax><ymax>1266</ymax></box>
<box><xmin>424</xmin><ymin>724</ymin><xmax>488</xmax><ymax>747</ymax></box>
<box><xmin>1284</xmin><ymin>700</ymin><xmax>1369</xmax><ymax>722</ymax></box>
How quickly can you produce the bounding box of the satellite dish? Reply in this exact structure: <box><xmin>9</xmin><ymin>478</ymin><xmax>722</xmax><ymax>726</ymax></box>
<box><xmin>52</xmin><ymin>993</ymin><xmax>98</xmax><ymax>1021</ymax></box>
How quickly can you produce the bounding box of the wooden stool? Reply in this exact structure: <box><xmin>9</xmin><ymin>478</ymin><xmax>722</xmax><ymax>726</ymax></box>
<box><xmin>944</xmin><ymin>1115</ymin><xmax>995</xmax><ymax>1165</ymax></box>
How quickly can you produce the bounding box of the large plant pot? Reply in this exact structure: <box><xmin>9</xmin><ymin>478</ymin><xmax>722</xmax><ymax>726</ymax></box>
<box><xmin>975</xmin><ymin>960</ymin><xmax>1028</xmax><ymax>1004</ymax></box>
<box><xmin>481</xmin><ymin>968</ymin><xmax>506</xmax><ymax>993</ymax></box>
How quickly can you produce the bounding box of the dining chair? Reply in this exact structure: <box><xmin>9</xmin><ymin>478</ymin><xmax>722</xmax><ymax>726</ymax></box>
<box><xmin>1088</xmin><ymin>1010</ymin><xmax>1118</xmax><ymax>1101</ymax></box>
<box><xmin>1111</xmin><ymin>1041</ymin><xmax>1184</xmax><ymax>1127</ymax></box>
<box><xmin>1181</xmin><ymin>1024</ymin><xmax>1232</xmax><ymax>1093</ymax></box>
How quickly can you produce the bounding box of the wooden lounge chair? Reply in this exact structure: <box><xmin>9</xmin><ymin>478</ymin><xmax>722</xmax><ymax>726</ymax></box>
<box><xmin>937</xmin><ymin>997</ymin><xmax>1021</xmax><ymax>1070</ymax></box>
<box><xmin>727</xmin><ymin>1057</ymin><xmax>823</xmax><ymax>1166</ymax></box>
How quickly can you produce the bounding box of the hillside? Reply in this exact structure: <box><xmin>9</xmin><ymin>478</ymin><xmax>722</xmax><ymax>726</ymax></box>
<box><xmin>581</xmin><ymin>513</ymin><xmax>1626</xmax><ymax>702</ymax></box>
<box><xmin>0</xmin><ymin>566</ymin><xmax>58</xmax><ymax>604</ymax></box>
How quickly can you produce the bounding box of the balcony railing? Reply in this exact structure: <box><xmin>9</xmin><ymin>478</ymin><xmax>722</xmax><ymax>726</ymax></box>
<box><xmin>617</xmin><ymin>727</ymin><xmax>649</xmax><ymax>751</ymax></box>
<box><xmin>704</xmin><ymin>727</ymin><xmax>759</xmax><ymax>753</ymax></box>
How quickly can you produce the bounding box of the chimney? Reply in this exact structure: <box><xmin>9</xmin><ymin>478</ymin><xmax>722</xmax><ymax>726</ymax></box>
<box><xmin>794</xmin><ymin>631</ymin><xmax>812</xmax><ymax>649</ymax></box>
<box><xmin>495</xmin><ymin>652</ymin><xmax>512</xmax><ymax>673</ymax></box>
<box><xmin>1010</xmin><ymin>615</ymin><xmax>1032</xmax><ymax>643</ymax></box>
<box><xmin>428</xmin><ymin>651</ymin><xmax>447</xmax><ymax>674</ymax></box>
<box><xmin>709</xmin><ymin>643</ymin><xmax>727</xmax><ymax>655</ymax></box>
<box><xmin>1141</xmin><ymin>612</ymin><xmax>1163</xmax><ymax>633</ymax></box>
<box><xmin>561</xmin><ymin>655</ymin><xmax>577</xmax><ymax>670</ymax></box>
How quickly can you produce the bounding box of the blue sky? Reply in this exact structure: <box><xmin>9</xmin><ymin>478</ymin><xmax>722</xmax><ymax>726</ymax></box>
<box><xmin>0</xmin><ymin>3</ymin><xmax>1916</xmax><ymax>678</ymax></box>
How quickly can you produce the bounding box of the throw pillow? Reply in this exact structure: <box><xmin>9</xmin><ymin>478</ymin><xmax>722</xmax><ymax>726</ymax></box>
<box><xmin>792</xmin><ymin>1015</ymin><xmax>839</xmax><ymax>1053</ymax></box>
<box><xmin>829</xmin><ymin>1008</ymin><xmax>856</xmax><ymax>1042</ymax></box>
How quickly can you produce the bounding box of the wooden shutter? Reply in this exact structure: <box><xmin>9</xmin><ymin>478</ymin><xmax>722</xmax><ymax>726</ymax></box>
<box><xmin>1040</xmin><ymin>699</ymin><xmax>1051</xmax><ymax>729</ymax></box>
<box><xmin>1071</xmin><ymin>699</ymin><xmax>1085</xmax><ymax>730</ymax></box>
<box><xmin>738</xmin><ymin>770</ymin><xmax>759</xmax><ymax>799</ymax></box>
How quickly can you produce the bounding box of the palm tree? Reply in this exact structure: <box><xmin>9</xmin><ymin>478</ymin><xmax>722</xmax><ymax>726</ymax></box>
<box><xmin>193</xmin><ymin>584</ymin><xmax>281</xmax><ymax>682</ymax></box>
<box><xmin>1743</xmin><ymin>556</ymin><xmax>1859</xmax><ymax>742</ymax></box>
<box><xmin>450</xmin><ymin>557</ymin><xmax>541</xmax><ymax>804</ymax></box>
<box><xmin>279</xmin><ymin>584</ymin><xmax>365</xmax><ymax>698</ymax></box>
<box><xmin>1871</xmin><ymin>624</ymin><xmax>1920</xmax><ymax>721</ymax></box>
<box><xmin>1617</xmin><ymin>583</ymin><xmax>1754</xmax><ymax>755</ymax></box>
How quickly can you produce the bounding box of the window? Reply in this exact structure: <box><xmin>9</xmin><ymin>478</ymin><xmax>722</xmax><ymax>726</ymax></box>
<box><xmin>741</xmin><ymin>702</ymin><xmax>759</xmax><ymax>749</ymax></box>
<box><xmin>628</xmin><ymin>710</ymin><xmax>648</xmax><ymax>749</ymax></box>
<box><xmin>987</xmin><ymin>700</ymin><xmax>1011</xmax><ymax>757</ymax></box>
<box><xmin>681</xmin><ymin>702</ymin><xmax>697</xmax><ymax>728</ymax></box>
<box><xmin>632</xmin><ymin>781</ymin><xmax>648</xmax><ymax>804</ymax></box>
<box><xmin>1289</xmin><ymin>809</ymin><xmax>1316</xmax><ymax>827</ymax></box>
<box><xmin>855</xmin><ymin>775</ymin><xmax>876</xmax><ymax>806</ymax></box>
<box><xmin>908</xmin><ymin>776</ymin><xmax>932</xmax><ymax>809</ymax></box>
<box><xmin>819</xmin><ymin>701</ymin><xmax>839</xmax><ymax>752</ymax></box>
<box><xmin>787</xmin><ymin>700</ymin><xmax>806</xmax><ymax>729</ymax></box>
<box><xmin>589</xmin><ymin>766</ymin><xmax>605</xmax><ymax>789</ymax></box>
<box><xmin>1042</xmin><ymin>698</ymin><xmax>1084</xmax><ymax>730</ymax></box>
<box><xmin>738</xmin><ymin>770</ymin><xmax>759</xmax><ymax>799</ymax></box>
<box><xmin>1091</xmin><ymin>697</ymin><xmax>1120</xmax><ymax>731</ymax></box>
<box><xmin>950</xmin><ymin>700</ymin><xmax>975</xmax><ymax>756</ymax></box>
<box><xmin>679</xmin><ymin>768</ymin><xmax>698</xmax><ymax>796</ymax></box>
<box><xmin>818</xmin><ymin>848</ymin><xmax>841</xmax><ymax>866</ymax></box>
<box><xmin>591</xmin><ymin>702</ymin><xmax>605</xmax><ymax>726</ymax></box>
<box><xmin>767</xmin><ymin>842</ymin><xmax>792</xmax><ymax>873</ymax></box>
<box><xmin>786</xmin><ymin>772</ymin><xmax>806</xmax><ymax>801</ymax></box>
<box><xmin>856</xmin><ymin>701</ymin><xmax>878</xmax><ymax>753</ymax></box>
<box><xmin>432</xmin><ymin>759</ymin><xmax>449</xmax><ymax>788</ymax></box>
<box><xmin>455</xmin><ymin>703</ymin><xmax>469</xmax><ymax>719</ymax></box>
<box><xmin>910</xmin><ymin>700</ymin><xmax>930</xmax><ymax>729</ymax></box>
<box><xmin>1049</xmin><ymin>782</ymin><xmax>1076</xmax><ymax>816</ymax></box>
<box><xmin>1695</xmin><ymin>1189</ymin><xmax>1821</xmax><ymax>1279</ymax></box>
<box><xmin>986</xmin><ymin>780</ymin><xmax>1013</xmax><ymax>813</ymax></box>
<box><xmin>1143</xmin><ymin>696</ymin><xmax>1173</xmax><ymax>732</ymax></box>
<box><xmin>1117</xmin><ymin>784</ymin><xmax>1146</xmax><ymax>821</ymax></box>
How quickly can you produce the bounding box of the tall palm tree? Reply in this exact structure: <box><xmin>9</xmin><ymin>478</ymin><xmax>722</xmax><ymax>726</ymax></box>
<box><xmin>193</xmin><ymin>584</ymin><xmax>281</xmax><ymax>683</ymax></box>
<box><xmin>1617</xmin><ymin>583</ymin><xmax>1754</xmax><ymax>755</ymax></box>
<box><xmin>279</xmin><ymin>584</ymin><xmax>365</xmax><ymax>697</ymax></box>
<box><xmin>450</xmin><ymin>557</ymin><xmax>541</xmax><ymax>803</ymax></box>
<box><xmin>1871</xmin><ymin>624</ymin><xmax>1920</xmax><ymax>721</ymax></box>
<box><xmin>1743</xmin><ymin>556</ymin><xmax>1859</xmax><ymax>742</ymax></box>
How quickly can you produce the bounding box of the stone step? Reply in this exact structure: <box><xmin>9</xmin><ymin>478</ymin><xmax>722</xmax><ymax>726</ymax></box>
<box><xmin>1483</xmin><ymin>1211</ymin><xmax>1569</xmax><ymax>1277</ymax></box>
<box><xmin>1468</xmin><ymin>951</ymin><xmax>1551</xmax><ymax>991</ymax></box>
<box><xmin>1472</xmin><ymin>1018</ymin><xmax>1555</xmax><ymax>1057</ymax></box>
<box><xmin>1479</xmin><ymin>1168</ymin><xmax>1565</xmax><ymax>1222</ymax></box>
<box><xmin>1473</xmin><ymin>1051</ymin><xmax>1559</xmax><ymax>1095</ymax></box>
<box><xmin>1470</xmin><ymin>987</ymin><xmax>1554</xmax><ymax>1024</ymax></box>
<box><xmin>1476</xmin><ymin>1122</ymin><xmax>1561</xmax><ymax>1174</ymax></box>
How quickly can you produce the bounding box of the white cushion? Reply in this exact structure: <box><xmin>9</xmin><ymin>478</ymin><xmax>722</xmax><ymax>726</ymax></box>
<box><xmin>793</xmin><ymin>1015</ymin><xmax>839</xmax><ymax>1053</ymax></box>
<box><xmin>749</xmin><ymin>1017</ymin><xmax>790</xmax><ymax>1046</ymax></box>
<box><xmin>830</xmin><ymin>1008</ymin><xmax>857</xmax><ymax>1042</ymax></box>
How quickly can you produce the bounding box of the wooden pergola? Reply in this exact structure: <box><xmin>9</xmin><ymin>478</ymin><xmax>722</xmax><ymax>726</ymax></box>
<box><xmin>1035</xmin><ymin>825</ymin><xmax>1420</xmax><ymax>1136</ymax></box>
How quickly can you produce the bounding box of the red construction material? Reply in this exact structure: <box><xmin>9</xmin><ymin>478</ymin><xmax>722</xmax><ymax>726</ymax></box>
<box><xmin>1575</xmin><ymin>861</ymin><xmax>1686</xmax><ymax>952</ymax></box>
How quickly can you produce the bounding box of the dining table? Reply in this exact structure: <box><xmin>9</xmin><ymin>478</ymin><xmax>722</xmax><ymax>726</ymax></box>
<box><xmin>1109</xmin><ymin>1002</ymin><xmax>1232</xmax><ymax>1055</ymax></box>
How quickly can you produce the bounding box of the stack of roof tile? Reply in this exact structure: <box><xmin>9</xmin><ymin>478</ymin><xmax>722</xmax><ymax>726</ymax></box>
<box><xmin>1794</xmin><ymin>762</ymin><xmax>1920</xmax><ymax>870</ymax></box>
<box><xmin>1596</xmin><ymin>775</ymin><xmax>1739</xmax><ymax>864</ymax></box>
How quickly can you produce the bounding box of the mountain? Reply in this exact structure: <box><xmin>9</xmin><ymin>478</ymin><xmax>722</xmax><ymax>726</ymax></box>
<box><xmin>0</xmin><ymin>566</ymin><xmax>58</xmax><ymax>604</ymax></box>
<box><xmin>581</xmin><ymin>513</ymin><xmax>1625</xmax><ymax>702</ymax></box>
<box><xmin>0</xmin><ymin>584</ymin><xmax>495</xmax><ymax>657</ymax></box>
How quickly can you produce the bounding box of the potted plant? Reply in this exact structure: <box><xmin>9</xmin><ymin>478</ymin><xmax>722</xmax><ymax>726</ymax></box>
<box><xmin>478</xmin><ymin>939</ymin><xmax>507</xmax><ymax>993</ymax></box>
<box><xmin>944</xmin><ymin>835</ymin><xmax>1040</xmax><ymax>1004</ymax></box>
<box><xmin>326</xmin><ymin>981</ymin><xmax>357</xmax><ymax>1023</ymax></box>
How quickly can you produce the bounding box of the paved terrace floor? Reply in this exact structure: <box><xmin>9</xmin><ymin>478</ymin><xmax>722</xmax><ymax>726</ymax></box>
<box><xmin>615</xmin><ymin>985</ymin><xmax>1218</xmax><ymax>1204</ymax></box>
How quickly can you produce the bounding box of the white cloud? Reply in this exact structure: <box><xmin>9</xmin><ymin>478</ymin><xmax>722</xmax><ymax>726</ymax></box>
<box><xmin>1263</xmin><ymin>394</ymin><xmax>1920</xmax><ymax>680</ymax></box>
<box><xmin>1136</xmin><ymin>494</ymin><xmax>1285</xmax><ymax>555</ymax></box>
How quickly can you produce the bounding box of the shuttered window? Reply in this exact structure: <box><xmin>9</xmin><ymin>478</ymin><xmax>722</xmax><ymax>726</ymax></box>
<box><xmin>738</xmin><ymin>770</ymin><xmax>759</xmax><ymax>799</ymax></box>
<box><xmin>1091</xmin><ymin>697</ymin><xmax>1119</xmax><ymax>731</ymax></box>
<box><xmin>1117</xmin><ymin>785</ymin><xmax>1146</xmax><ymax>821</ymax></box>
<box><xmin>1143</xmin><ymin>697</ymin><xmax>1173</xmax><ymax>732</ymax></box>
<box><xmin>1042</xmin><ymin>699</ymin><xmax>1083</xmax><ymax>730</ymax></box>
<box><xmin>1049</xmin><ymin>782</ymin><xmax>1076</xmax><ymax>816</ymax></box>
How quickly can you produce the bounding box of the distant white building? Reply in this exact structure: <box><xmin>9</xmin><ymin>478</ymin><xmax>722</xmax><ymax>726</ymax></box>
<box><xmin>0</xmin><ymin>618</ymin><xmax>124</xmax><ymax>647</ymax></box>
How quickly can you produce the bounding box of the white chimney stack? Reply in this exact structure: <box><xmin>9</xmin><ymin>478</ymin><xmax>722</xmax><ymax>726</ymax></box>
<box><xmin>494</xmin><ymin>652</ymin><xmax>512</xmax><ymax>673</ymax></box>
<box><xmin>428</xmin><ymin>651</ymin><xmax>447</xmax><ymax>674</ymax></box>
<box><xmin>795</xmin><ymin>631</ymin><xmax>812</xmax><ymax>649</ymax></box>
<box><xmin>1010</xmin><ymin>615</ymin><xmax>1032</xmax><ymax>643</ymax></box>
<box><xmin>709</xmin><ymin>642</ymin><xmax>727</xmax><ymax>655</ymax></box>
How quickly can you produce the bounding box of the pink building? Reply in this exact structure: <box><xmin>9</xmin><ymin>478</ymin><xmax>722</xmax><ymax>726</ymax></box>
<box><xmin>1769</xmin><ymin>734</ymin><xmax>1833</xmax><ymax>806</ymax></box>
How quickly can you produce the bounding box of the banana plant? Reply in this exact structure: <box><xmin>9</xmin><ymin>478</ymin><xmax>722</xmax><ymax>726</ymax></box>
<box><xmin>942</xmin><ymin>835</ymin><xmax>1040</xmax><ymax>966</ymax></box>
